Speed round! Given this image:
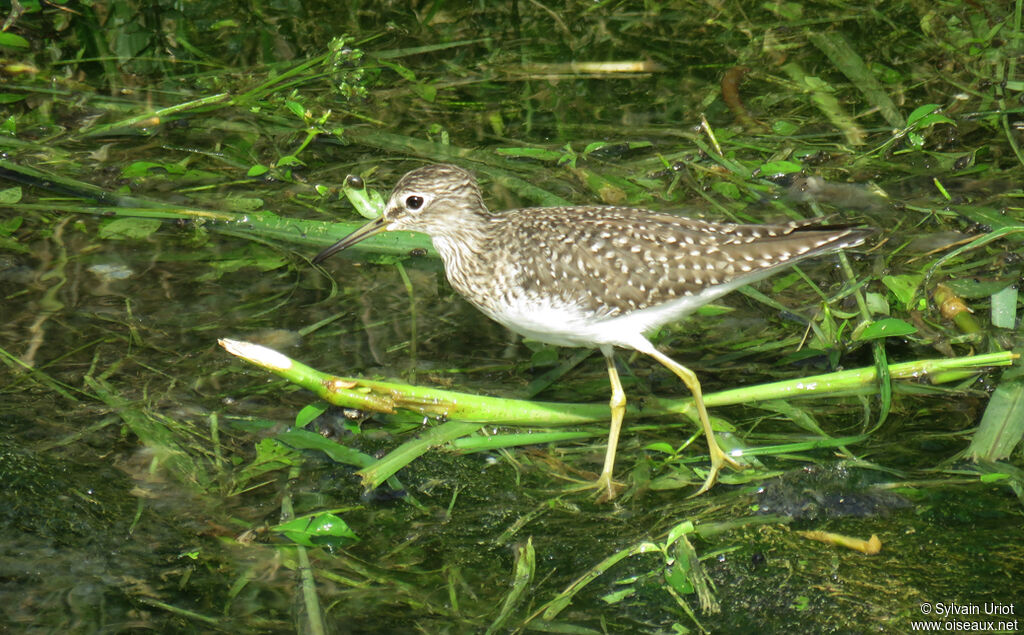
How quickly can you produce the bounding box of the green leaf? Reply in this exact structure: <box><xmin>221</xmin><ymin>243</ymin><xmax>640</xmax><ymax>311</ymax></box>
<box><xmin>967</xmin><ymin>379</ymin><xmax>1024</xmax><ymax>461</ymax></box>
<box><xmin>772</xmin><ymin>120</ymin><xmax>800</xmax><ymax>135</ymax></box>
<box><xmin>907</xmin><ymin>104</ymin><xmax>954</xmax><ymax>128</ymax></box>
<box><xmin>600</xmin><ymin>587</ymin><xmax>635</xmax><ymax>604</ymax></box>
<box><xmin>0</xmin><ymin>235</ymin><xmax>27</xmax><ymax>253</ymax></box>
<box><xmin>711</xmin><ymin>181</ymin><xmax>741</xmax><ymax>200</ymax></box>
<box><xmin>0</xmin><ymin>187</ymin><xmax>22</xmax><ymax>205</ymax></box>
<box><xmin>944</xmin><ymin>277</ymin><xmax>1017</xmax><ymax>299</ymax></box>
<box><xmin>412</xmin><ymin>83</ymin><xmax>436</xmax><ymax>103</ymax></box>
<box><xmin>990</xmin><ymin>285</ymin><xmax>1018</xmax><ymax>329</ymax></box>
<box><xmin>791</xmin><ymin>596</ymin><xmax>811</xmax><ymax>611</ymax></box>
<box><xmin>223</xmin><ymin>197</ymin><xmax>264</xmax><ymax>212</ymax></box>
<box><xmin>0</xmin><ymin>214</ymin><xmax>23</xmax><ymax>234</ymax></box>
<box><xmin>802</xmin><ymin>75</ymin><xmax>834</xmax><ymax>92</ymax></box>
<box><xmin>644</xmin><ymin>442</ymin><xmax>677</xmax><ymax>455</ymax></box>
<box><xmin>582</xmin><ymin>141</ymin><xmax>610</xmax><ymax>155</ymax></box>
<box><xmin>378</xmin><ymin>60</ymin><xmax>417</xmax><ymax>81</ymax></box>
<box><xmin>663</xmin><ymin>558</ymin><xmax>694</xmax><ymax>594</ymax></box>
<box><xmin>296</xmin><ymin>402</ymin><xmax>329</xmax><ymax>428</ymax></box>
<box><xmin>0</xmin><ymin>32</ymin><xmax>30</xmax><ymax>49</ymax></box>
<box><xmin>285</xmin><ymin>100</ymin><xmax>306</xmax><ymax>118</ymax></box>
<box><xmin>766</xmin><ymin>1</ymin><xmax>804</xmax><ymax>19</ymax></box>
<box><xmin>121</xmin><ymin>161</ymin><xmax>165</xmax><ymax>178</ymax></box>
<box><xmin>273</xmin><ymin>512</ymin><xmax>359</xmax><ymax>547</ymax></box>
<box><xmin>853</xmin><ymin>317</ymin><xmax>917</xmax><ymax>341</ymax></box>
<box><xmin>276</xmin><ymin>154</ymin><xmax>305</xmax><ymax>167</ymax></box>
<box><xmin>275</xmin><ymin>428</ymin><xmax>376</xmax><ymax>468</ymax></box>
<box><xmin>232</xmin><ymin>438</ymin><xmax>303</xmax><ymax>493</ymax></box>
<box><xmin>865</xmin><ymin>291</ymin><xmax>890</xmax><ymax>316</ymax></box>
<box><xmin>528</xmin><ymin>346</ymin><xmax>559</xmax><ymax>367</ymax></box>
<box><xmin>694</xmin><ymin>304</ymin><xmax>734</xmax><ymax>316</ymax></box>
<box><xmin>247</xmin><ymin>164</ymin><xmax>269</xmax><ymax>177</ymax></box>
<box><xmin>343</xmin><ymin>176</ymin><xmax>386</xmax><ymax>219</ymax></box>
<box><xmin>871</xmin><ymin>62</ymin><xmax>904</xmax><ymax>84</ymax></box>
<box><xmin>495</xmin><ymin>147</ymin><xmax>564</xmax><ymax>161</ymax></box>
<box><xmin>758</xmin><ymin>160</ymin><xmax>803</xmax><ymax>175</ymax></box>
<box><xmin>97</xmin><ymin>217</ymin><xmax>162</xmax><ymax>240</ymax></box>
<box><xmin>196</xmin><ymin>248</ymin><xmax>287</xmax><ymax>280</ymax></box>
<box><xmin>881</xmin><ymin>274</ymin><xmax>923</xmax><ymax>310</ymax></box>
<box><xmin>907</xmin><ymin>104</ymin><xmax>939</xmax><ymax>125</ymax></box>
<box><xmin>664</xmin><ymin>519</ymin><xmax>695</xmax><ymax>547</ymax></box>
<box><xmin>980</xmin><ymin>472</ymin><xmax>1010</xmax><ymax>483</ymax></box>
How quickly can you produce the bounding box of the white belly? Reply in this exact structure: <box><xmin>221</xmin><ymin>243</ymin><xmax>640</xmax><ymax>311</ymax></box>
<box><xmin>482</xmin><ymin>292</ymin><xmax>717</xmax><ymax>352</ymax></box>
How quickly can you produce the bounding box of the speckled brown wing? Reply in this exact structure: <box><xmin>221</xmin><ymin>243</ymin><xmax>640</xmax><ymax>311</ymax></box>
<box><xmin>501</xmin><ymin>207</ymin><xmax>868</xmax><ymax>317</ymax></box>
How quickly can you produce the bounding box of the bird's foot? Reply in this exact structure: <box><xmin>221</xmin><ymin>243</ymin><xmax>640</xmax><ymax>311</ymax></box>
<box><xmin>561</xmin><ymin>471</ymin><xmax>625</xmax><ymax>503</ymax></box>
<box><xmin>688</xmin><ymin>440</ymin><xmax>743</xmax><ymax>498</ymax></box>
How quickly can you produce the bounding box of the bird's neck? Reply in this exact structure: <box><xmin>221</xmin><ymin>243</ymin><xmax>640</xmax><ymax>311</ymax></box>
<box><xmin>429</xmin><ymin>213</ymin><xmax>495</xmax><ymax>292</ymax></box>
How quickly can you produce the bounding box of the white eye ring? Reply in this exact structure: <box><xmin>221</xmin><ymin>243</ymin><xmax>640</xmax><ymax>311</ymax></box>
<box><xmin>406</xmin><ymin>195</ymin><xmax>424</xmax><ymax>210</ymax></box>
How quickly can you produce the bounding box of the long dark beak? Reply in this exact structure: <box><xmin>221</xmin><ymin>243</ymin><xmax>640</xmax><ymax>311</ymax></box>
<box><xmin>312</xmin><ymin>216</ymin><xmax>388</xmax><ymax>264</ymax></box>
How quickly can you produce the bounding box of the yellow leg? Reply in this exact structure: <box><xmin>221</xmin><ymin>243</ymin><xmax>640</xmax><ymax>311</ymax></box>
<box><xmin>642</xmin><ymin>345</ymin><xmax>742</xmax><ymax>496</ymax></box>
<box><xmin>595</xmin><ymin>350</ymin><xmax>627</xmax><ymax>502</ymax></box>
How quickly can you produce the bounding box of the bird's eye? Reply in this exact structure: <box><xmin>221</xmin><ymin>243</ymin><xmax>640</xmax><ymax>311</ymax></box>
<box><xmin>405</xmin><ymin>195</ymin><xmax>424</xmax><ymax>210</ymax></box>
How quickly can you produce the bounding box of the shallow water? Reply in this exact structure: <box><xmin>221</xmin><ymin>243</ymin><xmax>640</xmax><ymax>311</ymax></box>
<box><xmin>1</xmin><ymin>2</ymin><xmax>1022</xmax><ymax>632</ymax></box>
